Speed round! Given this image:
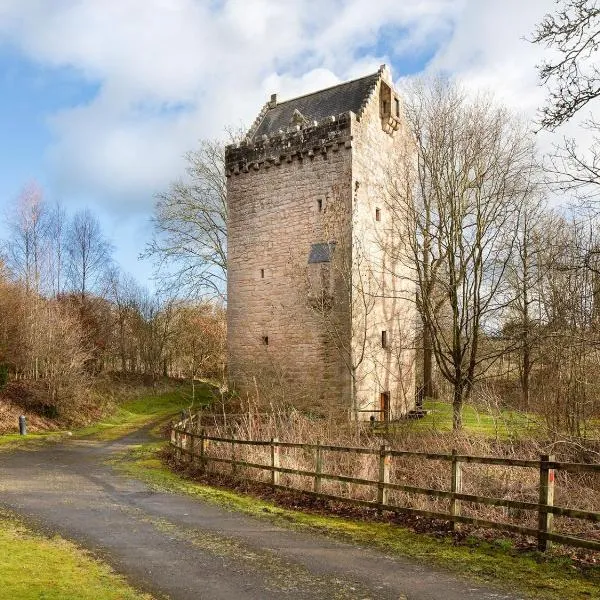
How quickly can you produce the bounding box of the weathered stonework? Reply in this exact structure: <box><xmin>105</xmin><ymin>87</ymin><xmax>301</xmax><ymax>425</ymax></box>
<box><xmin>226</xmin><ymin>65</ymin><xmax>415</xmax><ymax>419</ymax></box>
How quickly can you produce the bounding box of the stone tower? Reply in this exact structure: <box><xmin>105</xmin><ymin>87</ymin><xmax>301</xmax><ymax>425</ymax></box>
<box><xmin>225</xmin><ymin>65</ymin><xmax>415</xmax><ymax>420</ymax></box>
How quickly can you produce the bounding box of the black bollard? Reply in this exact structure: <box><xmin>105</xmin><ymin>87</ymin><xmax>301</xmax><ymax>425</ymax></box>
<box><xmin>19</xmin><ymin>415</ymin><xmax>27</xmax><ymax>436</ymax></box>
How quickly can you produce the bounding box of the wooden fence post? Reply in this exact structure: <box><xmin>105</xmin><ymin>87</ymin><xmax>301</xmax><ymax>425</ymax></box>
<box><xmin>271</xmin><ymin>437</ymin><xmax>280</xmax><ymax>487</ymax></box>
<box><xmin>378</xmin><ymin>444</ymin><xmax>390</xmax><ymax>509</ymax></box>
<box><xmin>450</xmin><ymin>449</ymin><xmax>463</xmax><ymax>531</ymax></box>
<box><xmin>199</xmin><ymin>428</ymin><xmax>206</xmax><ymax>472</ymax></box>
<box><xmin>314</xmin><ymin>442</ymin><xmax>323</xmax><ymax>493</ymax></box>
<box><xmin>538</xmin><ymin>454</ymin><xmax>555</xmax><ymax>551</ymax></box>
<box><xmin>231</xmin><ymin>435</ymin><xmax>237</xmax><ymax>477</ymax></box>
<box><xmin>176</xmin><ymin>429</ymin><xmax>182</xmax><ymax>462</ymax></box>
<box><xmin>187</xmin><ymin>424</ymin><xmax>194</xmax><ymax>464</ymax></box>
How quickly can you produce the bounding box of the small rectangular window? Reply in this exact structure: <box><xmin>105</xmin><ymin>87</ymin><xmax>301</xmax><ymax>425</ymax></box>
<box><xmin>260</xmin><ymin>268</ymin><xmax>265</xmax><ymax>279</ymax></box>
<box><xmin>317</xmin><ymin>199</ymin><xmax>323</xmax><ymax>212</ymax></box>
<box><xmin>394</xmin><ymin>97</ymin><xmax>400</xmax><ymax>117</ymax></box>
<box><xmin>262</xmin><ymin>335</ymin><xmax>269</xmax><ymax>346</ymax></box>
<box><xmin>381</xmin><ymin>330</ymin><xmax>387</xmax><ymax>348</ymax></box>
<box><xmin>375</xmin><ymin>208</ymin><xmax>381</xmax><ymax>222</ymax></box>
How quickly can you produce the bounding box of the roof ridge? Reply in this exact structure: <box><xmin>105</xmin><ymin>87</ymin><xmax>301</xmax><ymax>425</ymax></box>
<box><xmin>270</xmin><ymin>71</ymin><xmax>379</xmax><ymax>108</ymax></box>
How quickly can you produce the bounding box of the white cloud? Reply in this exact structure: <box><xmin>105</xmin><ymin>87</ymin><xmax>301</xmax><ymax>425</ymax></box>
<box><xmin>0</xmin><ymin>0</ymin><xmax>464</xmax><ymax>214</ymax></box>
<box><xmin>428</xmin><ymin>0</ymin><xmax>550</xmax><ymax>113</ymax></box>
<box><xmin>0</xmin><ymin>0</ymin><xmax>578</xmax><ymax>219</ymax></box>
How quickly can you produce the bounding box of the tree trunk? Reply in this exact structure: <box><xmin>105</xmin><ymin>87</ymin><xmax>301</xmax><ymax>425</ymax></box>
<box><xmin>521</xmin><ymin>340</ymin><xmax>531</xmax><ymax>410</ymax></box>
<box><xmin>422</xmin><ymin>325</ymin><xmax>434</xmax><ymax>405</ymax></box>
<box><xmin>452</xmin><ymin>381</ymin><xmax>463</xmax><ymax>430</ymax></box>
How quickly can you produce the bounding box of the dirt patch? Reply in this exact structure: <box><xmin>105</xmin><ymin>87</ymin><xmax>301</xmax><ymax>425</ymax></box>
<box><xmin>0</xmin><ymin>394</ymin><xmax>60</xmax><ymax>434</ymax></box>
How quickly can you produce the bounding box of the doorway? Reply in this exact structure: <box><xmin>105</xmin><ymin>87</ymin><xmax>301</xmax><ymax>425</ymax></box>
<box><xmin>380</xmin><ymin>391</ymin><xmax>390</xmax><ymax>422</ymax></box>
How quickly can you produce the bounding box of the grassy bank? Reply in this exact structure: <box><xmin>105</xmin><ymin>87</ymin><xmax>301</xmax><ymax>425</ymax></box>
<box><xmin>0</xmin><ymin>383</ymin><xmax>213</xmax><ymax>450</ymax></box>
<box><xmin>74</xmin><ymin>386</ymin><xmax>211</xmax><ymax>441</ymax></box>
<box><xmin>0</xmin><ymin>510</ymin><xmax>153</xmax><ymax>600</ymax></box>
<box><xmin>112</xmin><ymin>442</ymin><xmax>600</xmax><ymax>600</ymax></box>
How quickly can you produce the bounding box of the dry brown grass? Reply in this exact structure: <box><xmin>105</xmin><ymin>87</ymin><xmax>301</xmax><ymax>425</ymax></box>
<box><xmin>181</xmin><ymin>404</ymin><xmax>600</xmax><ymax>547</ymax></box>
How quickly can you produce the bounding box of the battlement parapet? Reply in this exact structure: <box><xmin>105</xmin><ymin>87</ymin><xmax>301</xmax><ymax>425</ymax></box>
<box><xmin>225</xmin><ymin>113</ymin><xmax>352</xmax><ymax>176</ymax></box>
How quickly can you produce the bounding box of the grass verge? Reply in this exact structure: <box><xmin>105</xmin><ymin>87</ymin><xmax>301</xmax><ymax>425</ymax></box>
<box><xmin>0</xmin><ymin>384</ymin><xmax>212</xmax><ymax>449</ymax></box>
<box><xmin>0</xmin><ymin>431</ymin><xmax>68</xmax><ymax>449</ymax></box>
<box><xmin>0</xmin><ymin>509</ymin><xmax>153</xmax><ymax>600</ymax></box>
<box><xmin>73</xmin><ymin>386</ymin><xmax>210</xmax><ymax>441</ymax></box>
<box><xmin>111</xmin><ymin>441</ymin><xmax>600</xmax><ymax>600</ymax></box>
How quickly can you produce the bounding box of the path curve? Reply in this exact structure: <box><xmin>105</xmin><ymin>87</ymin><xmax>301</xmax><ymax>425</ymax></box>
<box><xmin>0</xmin><ymin>425</ymin><xmax>525</xmax><ymax>600</ymax></box>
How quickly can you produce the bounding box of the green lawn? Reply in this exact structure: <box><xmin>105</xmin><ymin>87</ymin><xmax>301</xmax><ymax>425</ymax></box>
<box><xmin>398</xmin><ymin>399</ymin><xmax>541</xmax><ymax>438</ymax></box>
<box><xmin>0</xmin><ymin>510</ymin><xmax>153</xmax><ymax>600</ymax></box>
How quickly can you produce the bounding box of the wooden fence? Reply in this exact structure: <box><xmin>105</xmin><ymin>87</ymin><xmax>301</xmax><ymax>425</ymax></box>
<box><xmin>170</xmin><ymin>423</ymin><xmax>600</xmax><ymax>553</ymax></box>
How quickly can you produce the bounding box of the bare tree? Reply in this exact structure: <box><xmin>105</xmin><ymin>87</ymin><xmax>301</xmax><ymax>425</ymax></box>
<box><xmin>533</xmin><ymin>213</ymin><xmax>600</xmax><ymax>436</ymax></box>
<box><xmin>137</xmin><ymin>290</ymin><xmax>178</xmax><ymax>380</ymax></box>
<box><xmin>66</xmin><ymin>208</ymin><xmax>112</xmax><ymax>301</ymax></box>
<box><xmin>107</xmin><ymin>269</ymin><xmax>144</xmax><ymax>373</ymax></box>
<box><xmin>170</xmin><ymin>301</ymin><xmax>226</xmax><ymax>393</ymax></box>
<box><xmin>503</xmin><ymin>197</ymin><xmax>551</xmax><ymax>409</ymax></box>
<box><xmin>390</xmin><ymin>79</ymin><xmax>538</xmax><ymax>429</ymax></box>
<box><xmin>532</xmin><ymin>0</ymin><xmax>600</xmax><ymax>129</ymax></box>
<box><xmin>146</xmin><ymin>139</ymin><xmax>228</xmax><ymax>300</ymax></box>
<box><xmin>4</xmin><ymin>183</ymin><xmax>47</xmax><ymax>294</ymax></box>
<box><xmin>531</xmin><ymin>1</ymin><xmax>600</xmax><ymax>196</ymax></box>
<box><xmin>46</xmin><ymin>201</ymin><xmax>68</xmax><ymax>298</ymax></box>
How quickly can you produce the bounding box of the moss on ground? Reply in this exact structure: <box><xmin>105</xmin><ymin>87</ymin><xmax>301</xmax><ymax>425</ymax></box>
<box><xmin>0</xmin><ymin>510</ymin><xmax>154</xmax><ymax>600</ymax></box>
<box><xmin>112</xmin><ymin>442</ymin><xmax>600</xmax><ymax>600</ymax></box>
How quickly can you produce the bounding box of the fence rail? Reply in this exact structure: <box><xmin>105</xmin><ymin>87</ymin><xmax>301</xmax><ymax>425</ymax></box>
<box><xmin>170</xmin><ymin>425</ymin><xmax>600</xmax><ymax>553</ymax></box>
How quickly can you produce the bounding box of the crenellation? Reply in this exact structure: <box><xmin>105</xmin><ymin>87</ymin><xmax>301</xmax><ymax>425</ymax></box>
<box><xmin>225</xmin><ymin>113</ymin><xmax>352</xmax><ymax>176</ymax></box>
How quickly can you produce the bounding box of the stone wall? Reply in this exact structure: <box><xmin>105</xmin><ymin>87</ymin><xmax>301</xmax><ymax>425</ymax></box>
<box><xmin>350</xmin><ymin>67</ymin><xmax>417</xmax><ymax>419</ymax></box>
<box><xmin>226</xmin><ymin>118</ymin><xmax>354</xmax><ymax>411</ymax></box>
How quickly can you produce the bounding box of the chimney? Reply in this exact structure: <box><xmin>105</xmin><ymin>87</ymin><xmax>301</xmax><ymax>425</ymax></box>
<box><xmin>268</xmin><ymin>93</ymin><xmax>277</xmax><ymax>108</ymax></box>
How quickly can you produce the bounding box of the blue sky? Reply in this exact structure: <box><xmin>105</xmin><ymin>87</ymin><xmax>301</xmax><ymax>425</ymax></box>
<box><xmin>0</xmin><ymin>0</ymin><xmax>558</xmax><ymax>288</ymax></box>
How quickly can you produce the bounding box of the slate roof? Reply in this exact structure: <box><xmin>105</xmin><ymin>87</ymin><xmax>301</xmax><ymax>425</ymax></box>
<box><xmin>251</xmin><ymin>71</ymin><xmax>380</xmax><ymax>139</ymax></box>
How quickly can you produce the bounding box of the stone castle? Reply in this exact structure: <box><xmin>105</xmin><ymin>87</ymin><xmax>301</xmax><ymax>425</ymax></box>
<box><xmin>225</xmin><ymin>65</ymin><xmax>415</xmax><ymax>420</ymax></box>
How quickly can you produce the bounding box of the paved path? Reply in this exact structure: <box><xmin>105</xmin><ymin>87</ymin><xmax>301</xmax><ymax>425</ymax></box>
<box><xmin>0</xmin><ymin>425</ymin><xmax>525</xmax><ymax>600</ymax></box>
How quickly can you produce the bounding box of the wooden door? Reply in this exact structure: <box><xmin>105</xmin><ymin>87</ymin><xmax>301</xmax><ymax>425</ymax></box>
<box><xmin>380</xmin><ymin>391</ymin><xmax>390</xmax><ymax>422</ymax></box>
